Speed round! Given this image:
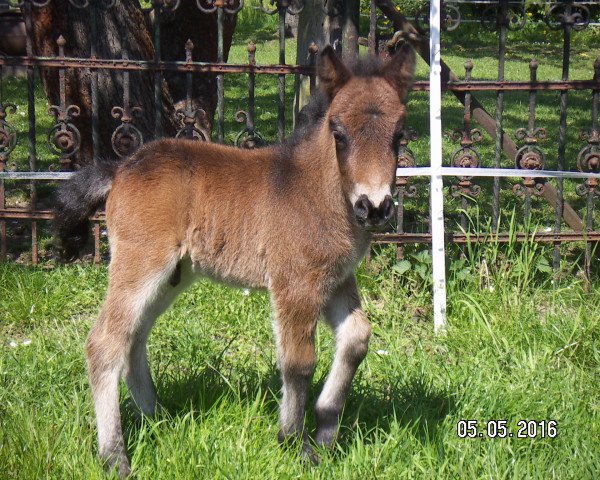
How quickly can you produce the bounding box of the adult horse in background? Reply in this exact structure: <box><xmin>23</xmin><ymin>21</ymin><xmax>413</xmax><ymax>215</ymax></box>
<box><xmin>54</xmin><ymin>43</ymin><xmax>416</xmax><ymax>477</ymax></box>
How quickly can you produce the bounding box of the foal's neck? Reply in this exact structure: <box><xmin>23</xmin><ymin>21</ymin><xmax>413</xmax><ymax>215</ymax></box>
<box><xmin>291</xmin><ymin>124</ymin><xmax>345</xmax><ymax>202</ymax></box>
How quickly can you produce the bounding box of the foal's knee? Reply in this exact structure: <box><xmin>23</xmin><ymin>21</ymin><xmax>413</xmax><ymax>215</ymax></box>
<box><xmin>342</xmin><ymin>311</ymin><xmax>371</xmax><ymax>365</ymax></box>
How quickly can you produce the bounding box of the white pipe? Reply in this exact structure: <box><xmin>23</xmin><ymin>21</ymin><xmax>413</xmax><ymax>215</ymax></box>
<box><xmin>0</xmin><ymin>172</ymin><xmax>75</xmax><ymax>180</ymax></box>
<box><xmin>429</xmin><ymin>0</ymin><xmax>447</xmax><ymax>334</ymax></box>
<box><xmin>395</xmin><ymin>167</ymin><xmax>600</xmax><ymax>179</ymax></box>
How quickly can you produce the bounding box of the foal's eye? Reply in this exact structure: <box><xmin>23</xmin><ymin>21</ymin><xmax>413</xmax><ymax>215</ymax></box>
<box><xmin>333</xmin><ymin>131</ymin><xmax>347</xmax><ymax>148</ymax></box>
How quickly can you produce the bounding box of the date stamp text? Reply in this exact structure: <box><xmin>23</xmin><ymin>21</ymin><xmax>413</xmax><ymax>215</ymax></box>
<box><xmin>457</xmin><ymin>420</ymin><xmax>558</xmax><ymax>439</ymax></box>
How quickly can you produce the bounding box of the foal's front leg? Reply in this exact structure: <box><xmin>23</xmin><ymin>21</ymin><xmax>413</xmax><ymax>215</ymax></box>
<box><xmin>314</xmin><ymin>276</ymin><xmax>371</xmax><ymax>447</ymax></box>
<box><xmin>271</xmin><ymin>291</ymin><xmax>319</xmax><ymax>448</ymax></box>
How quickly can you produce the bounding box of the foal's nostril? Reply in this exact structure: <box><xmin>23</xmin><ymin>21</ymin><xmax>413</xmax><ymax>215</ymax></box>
<box><xmin>353</xmin><ymin>195</ymin><xmax>372</xmax><ymax>222</ymax></box>
<box><xmin>381</xmin><ymin>195</ymin><xmax>394</xmax><ymax>222</ymax></box>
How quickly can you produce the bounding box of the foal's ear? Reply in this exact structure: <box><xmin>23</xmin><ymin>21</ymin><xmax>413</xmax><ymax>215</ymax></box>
<box><xmin>317</xmin><ymin>45</ymin><xmax>352</xmax><ymax>100</ymax></box>
<box><xmin>381</xmin><ymin>43</ymin><xmax>416</xmax><ymax>103</ymax></box>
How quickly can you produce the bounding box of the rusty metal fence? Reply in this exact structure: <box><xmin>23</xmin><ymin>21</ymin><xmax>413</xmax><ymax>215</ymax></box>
<box><xmin>0</xmin><ymin>0</ymin><xmax>599</xmax><ymax>281</ymax></box>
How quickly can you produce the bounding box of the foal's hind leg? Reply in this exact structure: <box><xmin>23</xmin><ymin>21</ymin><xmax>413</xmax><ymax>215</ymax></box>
<box><xmin>124</xmin><ymin>260</ymin><xmax>193</xmax><ymax>416</ymax></box>
<box><xmin>314</xmin><ymin>276</ymin><xmax>371</xmax><ymax>447</ymax></box>
<box><xmin>87</xmin><ymin>251</ymin><xmax>177</xmax><ymax>476</ymax></box>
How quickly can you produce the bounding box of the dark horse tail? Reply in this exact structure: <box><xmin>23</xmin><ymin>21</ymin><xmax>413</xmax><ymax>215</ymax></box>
<box><xmin>54</xmin><ymin>159</ymin><xmax>119</xmax><ymax>260</ymax></box>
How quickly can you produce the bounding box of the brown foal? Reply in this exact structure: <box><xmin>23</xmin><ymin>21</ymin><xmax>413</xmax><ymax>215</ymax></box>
<box><xmin>55</xmin><ymin>43</ymin><xmax>415</xmax><ymax>476</ymax></box>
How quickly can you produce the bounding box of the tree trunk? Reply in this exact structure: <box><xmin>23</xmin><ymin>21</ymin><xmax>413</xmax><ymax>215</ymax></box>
<box><xmin>159</xmin><ymin>1</ymin><xmax>237</xmax><ymax>132</ymax></box>
<box><xmin>293</xmin><ymin>0</ymin><xmax>342</xmax><ymax>123</ymax></box>
<box><xmin>28</xmin><ymin>1</ymin><xmax>236</xmax><ymax>166</ymax></box>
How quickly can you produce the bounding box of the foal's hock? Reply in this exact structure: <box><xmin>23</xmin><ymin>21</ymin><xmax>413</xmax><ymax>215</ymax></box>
<box><xmin>54</xmin><ymin>44</ymin><xmax>416</xmax><ymax>477</ymax></box>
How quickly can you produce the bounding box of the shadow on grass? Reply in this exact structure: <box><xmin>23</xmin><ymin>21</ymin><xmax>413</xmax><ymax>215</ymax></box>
<box><xmin>123</xmin><ymin>354</ymin><xmax>454</xmax><ymax>457</ymax></box>
<box><xmin>335</xmin><ymin>374</ymin><xmax>455</xmax><ymax>449</ymax></box>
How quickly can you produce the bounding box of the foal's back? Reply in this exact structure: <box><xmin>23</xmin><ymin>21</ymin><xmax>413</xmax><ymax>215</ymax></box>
<box><xmin>106</xmin><ymin>139</ymin><xmax>282</xmax><ymax>288</ymax></box>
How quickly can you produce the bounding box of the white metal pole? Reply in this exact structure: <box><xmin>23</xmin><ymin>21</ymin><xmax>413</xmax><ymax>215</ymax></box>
<box><xmin>429</xmin><ymin>0</ymin><xmax>447</xmax><ymax>333</ymax></box>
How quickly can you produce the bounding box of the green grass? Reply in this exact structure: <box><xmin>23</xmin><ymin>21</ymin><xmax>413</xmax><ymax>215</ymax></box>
<box><xmin>1</xmin><ymin>240</ymin><xmax>599</xmax><ymax>478</ymax></box>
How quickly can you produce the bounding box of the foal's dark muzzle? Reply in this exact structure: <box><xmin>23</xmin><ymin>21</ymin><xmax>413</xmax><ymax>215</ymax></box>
<box><xmin>353</xmin><ymin>194</ymin><xmax>394</xmax><ymax>230</ymax></box>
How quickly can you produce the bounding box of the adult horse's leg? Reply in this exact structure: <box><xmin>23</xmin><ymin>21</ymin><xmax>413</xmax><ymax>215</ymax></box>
<box><xmin>314</xmin><ymin>276</ymin><xmax>371</xmax><ymax>447</ymax></box>
<box><xmin>86</xmin><ymin>247</ymin><xmax>178</xmax><ymax>477</ymax></box>
<box><xmin>271</xmin><ymin>288</ymin><xmax>320</xmax><ymax>448</ymax></box>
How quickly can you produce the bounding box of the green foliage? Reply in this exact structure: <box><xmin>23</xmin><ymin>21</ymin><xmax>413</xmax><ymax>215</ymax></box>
<box><xmin>233</xmin><ymin>0</ymin><xmax>280</xmax><ymax>44</ymax></box>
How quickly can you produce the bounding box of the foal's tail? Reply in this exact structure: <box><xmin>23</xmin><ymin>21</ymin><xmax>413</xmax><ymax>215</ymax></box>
<box><xmin>54</xmin><ymin>159</ymin><xmax>119</xmax><ymax>260</ymax></box>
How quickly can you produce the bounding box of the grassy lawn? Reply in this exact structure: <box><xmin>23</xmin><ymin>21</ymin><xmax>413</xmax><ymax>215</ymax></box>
<box><xmin>1</xmin><ymin>242</ymin><xmax>599</xmax><ymax>479</ymax></box>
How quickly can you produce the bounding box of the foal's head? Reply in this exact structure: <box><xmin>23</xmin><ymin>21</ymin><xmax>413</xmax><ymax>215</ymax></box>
<box><xmin>317</xmin><ymin>44</ymin><xmax>416</xmax><ymax>230</ymax></box>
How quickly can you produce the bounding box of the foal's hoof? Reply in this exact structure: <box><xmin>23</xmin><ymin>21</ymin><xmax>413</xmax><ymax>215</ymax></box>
<box><xmin>277</xmin><ymin>431</ymin><xmax>320</xmax><ymax>465</ymax></box>
<box><xmin>127</xmin><ymin>396</ymin><xmax>162</xmax><ymax>420</ymax></box>
<box><xmin>314</xmin><ymin>425</ymin><xmax>337</xmax><ymax>449</ymax></box>
<box><xmin>100</xmin><ymin>450</ymin><xmax>131</xmax><ymax>478</ymax></box>
<box><xmin>302</xmin><ymin>441</ymin><xmax>320</xmax><ymax>465</ymax></box>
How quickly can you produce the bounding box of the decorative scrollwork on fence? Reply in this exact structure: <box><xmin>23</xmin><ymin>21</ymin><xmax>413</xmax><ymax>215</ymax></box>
<box><xmin>415</xmin><ymin>1</ymin><xmax>461</xmax><ymax>34</ymax></box>
<box><xmin>10</xmin><ymin>0</ymin><xmax>51</xmax><ymax>7</ymax></box>
<box><xmin>0</xmin><ymin>101</ymin><xmax>17</xmax><ymax>171</ymax></box>
<box><xmin>260</xmin><ymin>0</ymin><xmax>303</xmax><ymax>16</ymax></box>
<box><xmin>175</xmin><ymin>40</ymin><xmax>210</xmax><ymax>141</ymax></box>
<box><xmin>514</xmin><ymin>128</ymin><xmax>546</xmax><ymax>169</ymax></box>
<box><xmin>12</xmin><ymin>0</ymin><xmax>118</xmax><ymax>8</ymax></box>
<box><xmin>513</xmin><ymin>133</ymin><xmax>546</xmax><ymax>198</ymax></box>
<box><xmin>234</xmin><ymin>111</ymin><xmax>265</xmax><ymax>149</ymax></box>
<box><xmin>449</xmin><ymin>137</ymin><xmax>482</xmax><ymax>198</ymax></box>
<box><xmin>576</xmin><ymin>132</ymin><xmax>600</xmax><ymax>197</ymax></box>
<box><xmin>196</xmin><ymin>0</ymin><xmax>244</xmax><ymax>14</ymax></box>
<box><xmin>396</xmin><ymin>127</ymin><xmax>418</xmax><ymax>198</ymax></box>
<box><xmin>47</xmin><ymin>36</ymin><xmax>82</xmax><ymax>171</ymax></box>
<box><xmin>48</xmin><ymin>105</ymin><xmax>82</xmax><ymax>168</ymax></box>
<box><xmin>111</xmin><ymin>107</ymin><xmax>143</xmax><ymax>158</ymax></box>
<box><xmin>450</xmin><ymin>60</ymin><xmax>481</xmax><ymax>200</ymax></box>
<box><xmin>111</xmin><ymin>47</ymin><xmax>143</xmax><ymax>158</ymax></box>
<box><xmin>176</xmin><ymin>108</ymin><xmax>210</xmax><ymax>142</ymax></box>
<box><xmin>576</xmin><ymin>58</ymin><xmax>600</xmax><ymax>197</ymax></box>
<box><xmin>482</xmin><ymin>2</ymin><xmax>527</xmax><ymax>31</ymax></box>
<box><xmin>513</xmin><ymin>59</ymin><xmax>546</xmax><ymax>214</ymax></box>
<box><xmin>545</xmin><ymin>2</ymin><xmax>590</xmax><ymax>31</ymax></box>
<box><xmin>161</xmin><ymin>0</ymin><xmax>181</xmax><ymax>12</ymax></box>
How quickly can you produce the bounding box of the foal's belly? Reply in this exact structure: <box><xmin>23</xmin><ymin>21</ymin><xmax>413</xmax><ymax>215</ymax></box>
<box><xmin>183</xmin><ymin>227</ymin><xmax>269</xmax><ymax>290</ymax></box>
<box><xmin>189</xmin><ymin>258</ymin><xmax>268</xmax><ymax>290</ymax></box>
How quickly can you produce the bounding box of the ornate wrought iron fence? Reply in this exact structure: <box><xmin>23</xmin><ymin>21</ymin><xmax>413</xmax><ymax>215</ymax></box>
<box><xmin>0</xmin><ymin>0</ymin><xmax>599</xmax><ymax>283</ymax></box>
<box><xmin>373</xmin><ymin>0</ymin><xmax>600</xmax><ymax>284</ymax></box>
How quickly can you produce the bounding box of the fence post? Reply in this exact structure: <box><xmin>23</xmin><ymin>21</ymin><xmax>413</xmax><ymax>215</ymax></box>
<box><xmin>429</xmin><ymin>0</ymin><xmax>447</xmax><ymax>333</ymax></box>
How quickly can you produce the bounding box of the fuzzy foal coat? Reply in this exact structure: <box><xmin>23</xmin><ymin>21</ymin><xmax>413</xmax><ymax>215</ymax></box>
<box><xmin>55</xmin><ymin>44</ymin><xmax>416</xmax><ymax>477</ymax></box>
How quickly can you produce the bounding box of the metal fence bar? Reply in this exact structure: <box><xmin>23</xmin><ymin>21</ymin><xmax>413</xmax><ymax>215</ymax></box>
<box><xmin>554</xmin><ymin>5</ymin><xmax>573</xmax><ymax>271</ymax></box>
<box><xmin>91</xmin><ymin>0</ymin><xmax>102</xmax><ymax>269</ymax></box>
<box><xmin>153</xmin><ymin>1</ymin><xmax>163</xmax><ymax>138</ymax></box>
<box><xmin>492</xmin><ymin>0</ymin><xmax>507</xmax><ymax>232</ymax></box>
<box><xmin>216</xmin><ymin>3</ymin><xmax>225</xmax><ymax>143</ymax></box>
<box><xmin>579</xmin><ymin>59</ymin><xmax>600</xmax><ymax>282</ymax></box>
<box><xmin>0</xmin><ymin>63</ymin><xmax>8</xmax><ymax>261</ymax></box>
<box><xmin>24</xmin><ymin>1</ymin><xmax>38</xmax><ymax>264</ymax></box>
<box><xmin>90</xmin><ymin>2</ymin><xmax>100</xmax><ymax>161</ymax></box>
<box><xmin>277</xmin><ymin>1</ymin><xmax>286</xmax><ymax>143</ymax></box>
